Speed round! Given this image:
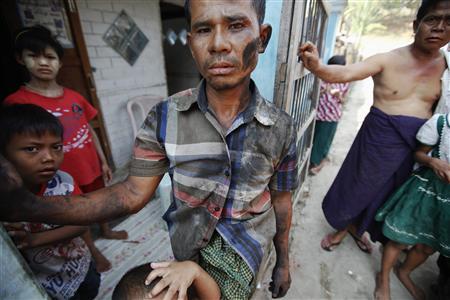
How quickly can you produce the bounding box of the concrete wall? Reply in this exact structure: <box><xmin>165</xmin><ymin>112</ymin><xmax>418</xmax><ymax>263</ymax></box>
<box><xmin>251</xmin><ymin>0</ymin><xmax>283</xmax><ymax>102</ymax></box>
<box><xmin>77</xmin><ymin>0</ymin><xmax>168</xmax><ymax>168</ymax></box>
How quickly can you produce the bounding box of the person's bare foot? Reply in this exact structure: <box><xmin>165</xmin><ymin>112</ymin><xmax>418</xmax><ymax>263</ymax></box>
<box><xmin>91</xmin><ymin>249</ymin><xmax>112</xmax><ymax>272</ymax></box>
<box><xmin>310</xmin><ymin>159</ymin><xmax>327</xmax><ymax>175</ymax></box>
<box><xmin>374</xmin><ymin>272</ymin><xmax>390</xmax><ymax>300</ymax></box>
<box><xmin>394</xmin><ymin>266</ymin><xmax>425</xmax><ymax>300</ymax></box>
<box><xmin>102</xmin><ymin>229</ymin><xmax>128</xmax><ymax>240</ymax></box>
<box><xmin>320</xmin><ymin>230</ymin><xmax>347</xmax><ymax>251</ymax></box>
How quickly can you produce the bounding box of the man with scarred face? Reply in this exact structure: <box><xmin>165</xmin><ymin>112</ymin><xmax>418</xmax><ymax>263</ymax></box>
<box><xmin>0</xmin><ymin>0</ymin><xmax>299</xmax><ymax>299</ymax></box>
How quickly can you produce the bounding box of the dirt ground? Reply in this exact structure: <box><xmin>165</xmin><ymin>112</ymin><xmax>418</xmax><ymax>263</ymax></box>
<box><xmin>252</xmin><ymin>78</ymin><xmax>439</xmax><ymax>300</ymax></box>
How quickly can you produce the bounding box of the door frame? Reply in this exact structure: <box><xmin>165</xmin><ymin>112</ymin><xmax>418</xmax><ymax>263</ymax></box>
<box><xmin>63</xmin><ymin>0</ymin><xmax>114</xmax><ymax>167</ymax></box>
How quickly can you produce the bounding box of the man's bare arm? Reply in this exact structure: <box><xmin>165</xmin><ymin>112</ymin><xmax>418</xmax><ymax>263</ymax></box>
<box><xmin>270</xmin><ymin>190</ymin><xmax>292</xmax><ymax>298</ymax></box>
<box><xmin>298</xmin><ymin>41</ymin><xmax>383</xmax><ymax>83</ymax></box>
<box><xmin>0</xmin><ymin>153</ymin><xmax>163</xmax><ymax>224</ymax></box>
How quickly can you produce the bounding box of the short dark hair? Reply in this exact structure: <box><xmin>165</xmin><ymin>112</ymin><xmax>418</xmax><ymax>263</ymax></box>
<box><xmin>112</xmin><ymin>264</ymin><xmax>160</xmax><ymax>300</ymax></box>
<box><xmin>327</xmin><ymin>55</ymin><xmax>346</xmax><ymax>66</ymax></box>
<box><xmin>416</xmin><ymin>0</ymin><xmax>446</xmax><ymax>23</ymax></box>
<box><xmin>14</xmin><ymin>25</ymin><xmax>64</xmax><ymax>59</ymax></box>
<box><xmin>184</xmin><ymin>0</ymin><xmax>266</xmax><ymax>29</ymax></box>
<box><xmin>0</xmin><ymin>104</ymin><xmax>63</xmax><ymax>154</ymax></box>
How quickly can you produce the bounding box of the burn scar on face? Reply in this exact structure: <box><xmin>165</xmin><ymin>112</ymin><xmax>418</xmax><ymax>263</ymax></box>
<box><xmin>242</xmin><ymin>38</ymin><xmax>259</xmax><ymax>71</ymax></box>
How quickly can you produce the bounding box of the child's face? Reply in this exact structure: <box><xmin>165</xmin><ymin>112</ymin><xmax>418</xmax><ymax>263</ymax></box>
<box><xmin>19</xmin><ymin>47</ymin><xmax>62</xmax><ymax>81</ymax></box>
<box><xmin>4</xmin><ymin>132</ymin><xmax>63</xmax><ymax>189</ymax></box>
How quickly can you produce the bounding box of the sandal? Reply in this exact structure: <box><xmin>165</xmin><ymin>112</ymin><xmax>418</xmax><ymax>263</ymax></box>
<box><xmin>349</xmin><ymin>232</ymin><xmax>373</xmax><ymax>254</ymax></box>
<box><xmin>320</xmin><ymin>233</ymin><xmax>341</xmax><ymax>251</ymax></box>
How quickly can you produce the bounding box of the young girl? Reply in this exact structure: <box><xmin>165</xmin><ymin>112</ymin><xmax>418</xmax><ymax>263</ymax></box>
<box><xmin>374</xmin><ymin>113</ymin><xmax>450</xmax><ymax>300</ymax></box>
<box><xmin>309</xmin><ymin>55</ymin><xmax>349</xmax><ymax>175</ymax></box>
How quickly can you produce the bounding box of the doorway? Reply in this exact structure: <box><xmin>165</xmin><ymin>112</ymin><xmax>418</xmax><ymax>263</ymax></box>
<box><xmin>0</xmin><ymin>0</ymin><xmax>113</xmax><ymax>166</ymax></box>
<box><xmin>159</xmin><ymin>1</ymin><xmax>200</xmax><ymax>95</ymax></box>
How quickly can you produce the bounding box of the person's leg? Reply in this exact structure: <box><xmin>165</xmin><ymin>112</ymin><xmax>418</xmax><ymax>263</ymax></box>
<box><xmin>70</xmin><ymin>261</ymin><xmax>101</xmax><ymax>300</ymax></box>
<box><xmin>82</xmin><ymin>230</ymin><xmax>111</xmax><ymax>272</ymax></box>
<box><xmin>320</xmin><ymin>226</ymin><xmax>349</xmax><ymax>251</ymax></box>
<box><xmin>395</xmin><ymin>244</ymin><xmax>435</xmax><ymax>300</ymax></box>
<box><xmin>310</xmin><ymin>121</ymin><xmax>330</xmax><ymax>171</ymax></box>
<box><xmin>347</xmin><ymin>224</ymin><xmax>373</xmax><ymax>253</ymax></box>
<box><xmin>310</xmin><ymin>121</ymin><xmax>338</xmax><ymax>175</ymax></box>
<box><xmin>374</xmin><ymin>241</ymin><xmax>407</xmax><ymax>300</ymax></box>
<box><xmin>99</xmin><ymin>222</ymin><xmax>128</xmax><ymax>239</ymax></box>
<box><xmin>320</xmin><ymin>121</ymin><xmax>338</xmax><ymax>160</ymax></box>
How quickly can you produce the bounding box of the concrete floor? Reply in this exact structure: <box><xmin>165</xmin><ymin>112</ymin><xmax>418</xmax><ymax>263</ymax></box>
<box><xmin>252</xmin><ymin>78</ymin><xmax>439</xmax><ymax>300</ymax></box>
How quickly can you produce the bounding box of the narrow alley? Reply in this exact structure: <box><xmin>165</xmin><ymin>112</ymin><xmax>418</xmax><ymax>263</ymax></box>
<box><xmin>253</xmin><ymin>78</ymin><xmax>440</xmax><ymax>300</ymax></box>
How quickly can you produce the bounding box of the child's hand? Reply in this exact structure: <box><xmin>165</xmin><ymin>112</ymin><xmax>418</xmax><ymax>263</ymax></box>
<box><xmin>102</xmin><ymin>163</ymin><xmax>113</xmax><ymax>183</ymax></box>
<box><xmin>4</xmin><ymin>222</ymin><xmax>32</xmax><ymax>249</ymax></box>
<box><xmin>430</xmin><ymin>158</ymin><xmax>450</xmax><ymax>184</ymax></box>
<box><xmin>145</xmin><ymin>261</ymin><xmax>200</xmax><ymax>300</ymax></box>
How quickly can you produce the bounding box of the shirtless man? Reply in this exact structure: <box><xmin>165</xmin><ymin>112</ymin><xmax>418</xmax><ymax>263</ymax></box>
<box><xmin>299</xmin><ymin>0</ymin><xmax>449</xmax><ymax>297</ymax></box>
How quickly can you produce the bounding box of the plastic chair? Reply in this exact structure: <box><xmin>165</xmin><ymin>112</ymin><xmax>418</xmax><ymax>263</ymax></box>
<box><xmin>126</xmin><ymin>94</ymin><xmax>163</xmax><ymax>137</ymax></box>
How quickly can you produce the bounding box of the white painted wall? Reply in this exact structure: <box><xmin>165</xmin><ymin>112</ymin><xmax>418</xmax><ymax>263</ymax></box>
<box><xmin>77</xmin><ymin>0</ymin><xmax>168</xmax><ymax>168</ymax></box>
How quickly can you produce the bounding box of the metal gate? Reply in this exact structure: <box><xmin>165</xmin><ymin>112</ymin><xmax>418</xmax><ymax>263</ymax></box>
<box><xmin>274</xmin><ymin>0</ymin><xmax>329</xmax><ymax>204</ymax></box>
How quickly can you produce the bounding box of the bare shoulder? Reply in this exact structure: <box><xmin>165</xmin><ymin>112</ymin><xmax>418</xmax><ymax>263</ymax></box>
<box><xmin>366</xmin><ymin>46</ymin><xmax>413</xmax><ymax>71</ymax></box>
<box><xmin>366</xmin><ymin>49</ymin><xmax>402</xmax><ymax>64</ymax></box>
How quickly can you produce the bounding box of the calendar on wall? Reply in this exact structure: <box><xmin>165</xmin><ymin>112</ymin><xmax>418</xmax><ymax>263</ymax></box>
<box><xmin>16</xmin><ymin>0</ymin><xmax>74</xmax><ymax>48</ymax></box>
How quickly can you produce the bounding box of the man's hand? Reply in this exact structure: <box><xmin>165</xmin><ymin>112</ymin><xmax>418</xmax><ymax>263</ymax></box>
<box><xmin>145</xmin><ymin>261</ymin><xmax>200</xmax><ymax>300</ymax></box>
<box><xmin>101</xmin><ymin>162</ymin><xmax>113</xmax><ymax>183</ymax></box>
<box><xmin>0</xmin><ymin>154</ymin><xmax>23</xmax><ymax>192</ymax></box>
<box><xmin>271</xmin><ymin>190</ymin><xmax>293</xmax><ymax>298</ymax></box>
<box><xmin>298</xmin><ymin>41</ymin><xmax>321</xmax><ymax>72</ymax></box>
<box><xmin>270</xmin><ymin>263</ymin><xmax>291</xmax><ymax>298</ymax></box>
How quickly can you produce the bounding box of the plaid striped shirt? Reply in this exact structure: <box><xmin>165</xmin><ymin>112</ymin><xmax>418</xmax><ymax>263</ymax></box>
<box><xmin>316</xmin><ymin>81</ymin><xmax>349</xmax><ymax>122</ymax></box>
<box><xmin>130</xmin><ymin>80</ymin><xmax>298</xmax><ymax>274</ymax></box>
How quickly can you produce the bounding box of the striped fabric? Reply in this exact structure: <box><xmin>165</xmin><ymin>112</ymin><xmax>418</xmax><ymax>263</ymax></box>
<box><xmin>316</xmin><ymin>81</ymin><xmax>350</xmax><ymax>122</ymax></box>
<box><xmin>130</xmin><ymin>80</ymin><xmax>298</xmax><ymax>275</ymax></box>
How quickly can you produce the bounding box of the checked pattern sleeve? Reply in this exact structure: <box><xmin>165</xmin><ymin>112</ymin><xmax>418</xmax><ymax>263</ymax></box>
<box><xmin>130</xmin><ymin>103</ymin><xmax>170</xmax><ymax>177</ymax></box>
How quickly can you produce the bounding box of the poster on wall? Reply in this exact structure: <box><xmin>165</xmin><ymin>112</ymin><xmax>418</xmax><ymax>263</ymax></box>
<box><xmin>103</xmin><ymin>10</ymin><xmax>149</xmax><ymax>66</ymax></box>
<box><xmin>16</xmin><ymin>0</ymin><xmax>74</xmax><ymax>48</ymax></box>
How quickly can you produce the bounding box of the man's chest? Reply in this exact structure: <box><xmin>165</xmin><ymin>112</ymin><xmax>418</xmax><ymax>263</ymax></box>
<box><xmin>164</xmin><ymin>111</ymin><xmax>282</xmax><ymax>169</ymax></box>
<box><xmin>163</xmin><ymin>110</ymin><xmax>284</xmax><ymax>193</ymax></box>
<box><xmin>377</xmin><ymin>60</ymin><xmax>444</xmax><ymax>103</ymax></box>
